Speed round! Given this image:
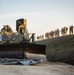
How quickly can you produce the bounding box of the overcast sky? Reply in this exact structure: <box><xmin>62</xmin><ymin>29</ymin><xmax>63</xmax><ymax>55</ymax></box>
<box><xmin>0</xmin><ymin>0</ymin><xmax>74</xmax><ymax>36</ymax></box>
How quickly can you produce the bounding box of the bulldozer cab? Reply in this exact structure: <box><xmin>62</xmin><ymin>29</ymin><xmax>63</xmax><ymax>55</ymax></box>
<box><xmin>16</xmin><ymin>19</ymin><xmax>29</xmax><ymax>41</ymax></box>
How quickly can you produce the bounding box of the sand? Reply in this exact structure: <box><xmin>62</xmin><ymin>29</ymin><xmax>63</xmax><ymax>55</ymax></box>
<box><xmin>0</xmin><ymin>53</ymin><xmax>74</xmax><ymax>75</ymax></box>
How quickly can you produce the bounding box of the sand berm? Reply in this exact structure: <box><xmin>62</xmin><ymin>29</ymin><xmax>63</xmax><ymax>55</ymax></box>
<box><xmin>37</xmin><ymin>35</ymin><xmax>74</xmax><ymax>65</ymax></box>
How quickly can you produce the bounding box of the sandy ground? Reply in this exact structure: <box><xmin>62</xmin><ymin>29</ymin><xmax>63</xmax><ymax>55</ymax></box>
<box><xmin>0</xmin><ymin>53</ymin><xmax>74</xmax><ymax>75</ymax></box>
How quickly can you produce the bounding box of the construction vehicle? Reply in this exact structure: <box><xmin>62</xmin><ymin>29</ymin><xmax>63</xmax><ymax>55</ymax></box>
<box><xmin>0</xmin><ymin>18</ymin><xmax>46</xmax><ymax>59</ymax></box>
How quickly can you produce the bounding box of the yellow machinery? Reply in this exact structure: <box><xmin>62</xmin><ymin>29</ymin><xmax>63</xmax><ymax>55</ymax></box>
<box><xmin>0</xmin><ymin>18</ymin><xmax>46</xmax><ymax>59</ymax></box>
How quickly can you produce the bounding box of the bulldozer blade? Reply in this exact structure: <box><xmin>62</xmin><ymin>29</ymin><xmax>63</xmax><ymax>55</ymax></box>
<box><xmin>0</xmin><ymin>42</ymin><xmax>46</xmax><ymax>59</ymax></box>
<box><xmin>0</xmin><ymin>43</ymin><xmax>24</xmax><ymax>59</ymax></box>
<box><xmin>25</xmin><ymin>43</ymin><xmax>46</xmax><ymax>55</ymax></box>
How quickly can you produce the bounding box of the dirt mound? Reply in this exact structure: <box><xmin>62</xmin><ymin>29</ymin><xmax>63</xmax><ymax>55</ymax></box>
<box><xmin>36</xmin><ymin>35</ymin><xmax>74</xmax><ymax>65</ymax></box>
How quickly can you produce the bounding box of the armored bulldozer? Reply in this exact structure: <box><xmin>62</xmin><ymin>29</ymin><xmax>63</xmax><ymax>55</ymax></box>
<box><xmin>0</xmin><ymin>18</ymin><xmax>46</xmax><ymax>59</ymax></box>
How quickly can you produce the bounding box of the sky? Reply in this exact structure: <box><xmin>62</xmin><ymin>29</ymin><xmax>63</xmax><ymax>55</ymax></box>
<box><xmin>0</xmin><ymin>0</ymin><xmax>74</xmax><ymax>36</ymax></box>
